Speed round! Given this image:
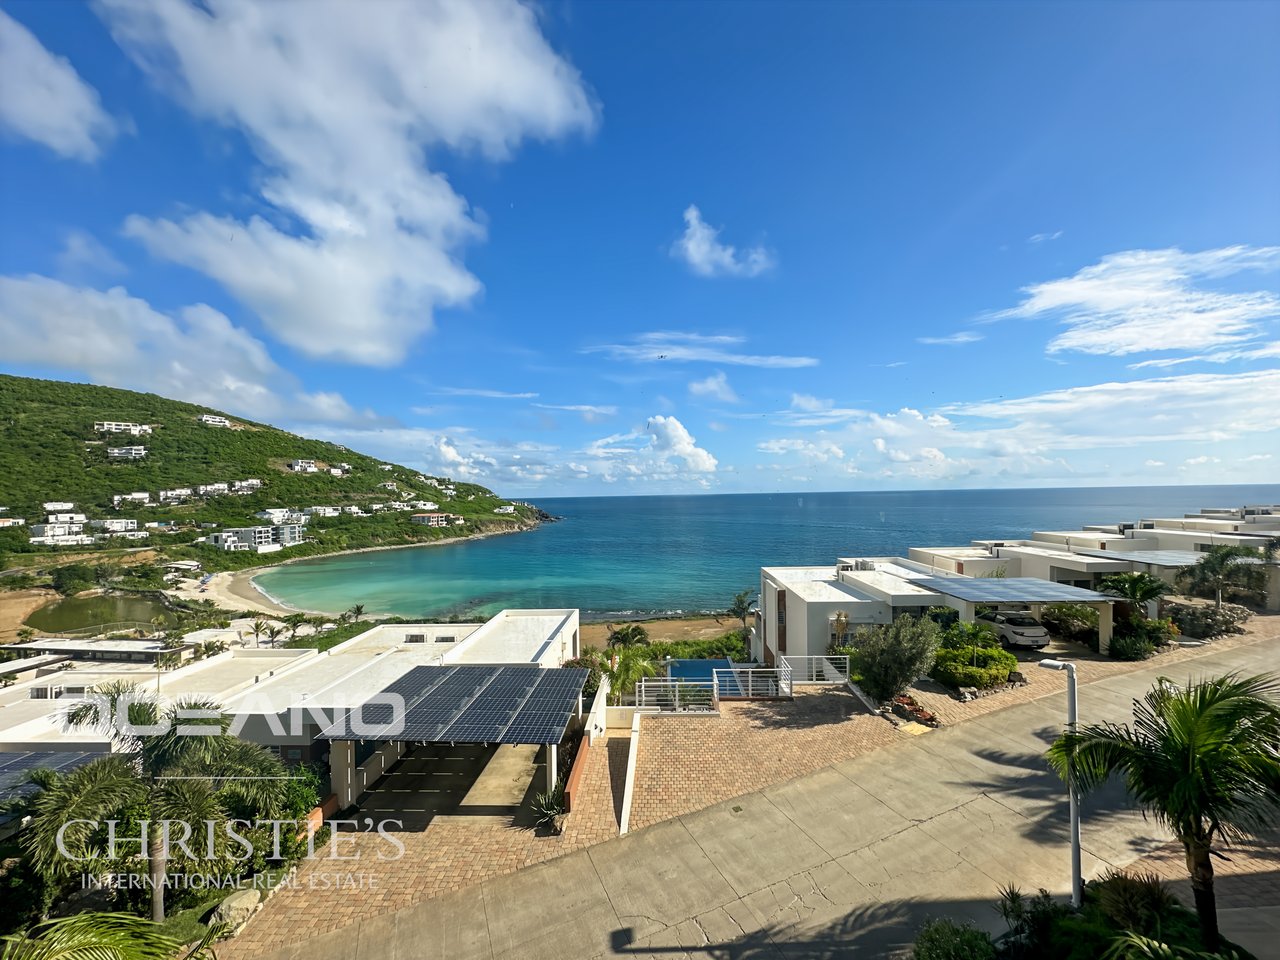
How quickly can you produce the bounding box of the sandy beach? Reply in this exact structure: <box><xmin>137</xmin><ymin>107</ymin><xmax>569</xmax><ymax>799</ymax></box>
<box><xmin>0</xmin><ymin>588</ymin><xmax>59</xmax><ymax>644</ymax></box>
<box><xmin>579</xmin><ymin>615</ymin><xmax>737</xmax><ymax>649</ymax></box>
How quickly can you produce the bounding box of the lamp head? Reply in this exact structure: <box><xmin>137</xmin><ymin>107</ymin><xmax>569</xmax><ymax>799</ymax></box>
<box><xmin>1038</xmin><ymin>658</ymin><xmax>1067</xmax><ymax>671</ymax></box>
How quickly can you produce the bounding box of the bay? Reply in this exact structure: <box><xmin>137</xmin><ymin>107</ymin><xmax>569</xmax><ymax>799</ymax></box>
<box><xmin>251</xmin><ymin>484</ymin><xmax>1280</xmax><ymax>620</ymax></box>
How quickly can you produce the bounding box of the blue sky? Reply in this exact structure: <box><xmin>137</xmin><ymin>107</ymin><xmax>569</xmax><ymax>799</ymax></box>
<box><xmin>1</xmin><ymin>0</ymin><xmax>1277</xmax><ymax>497</ymax></box>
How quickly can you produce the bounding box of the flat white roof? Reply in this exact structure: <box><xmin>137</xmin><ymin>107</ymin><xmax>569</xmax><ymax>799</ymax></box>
<box><xmin>445</xmin><ymin>609</ymin><xmax>577</xmax><ymax>665</ymax></box>
<box><xmin>911</xmin><ymin>546</ymin><xmax>994</xmax><ymax>559</ymax></box>
<box><xmin>1033</xmin><ymin>530</ymin><xmax>1132</xmax><ymax>541</ymax></box>
<box><xmin>994</xmin><ymin>544</ymin><xmax>1132</xmax><ymax>568</ymax></box>
<box><xmin>763</xmin><ymin>565</ymin><xmax>841</xmax><ymax>585</ymax></box>
<box><xmin>11</xmin><ymin>638</ymin><xmax>190</xmax><ymax>655</ymax></box>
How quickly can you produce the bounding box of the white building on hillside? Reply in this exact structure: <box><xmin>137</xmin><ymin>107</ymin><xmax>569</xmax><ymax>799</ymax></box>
<box><xmin>95</xmin><ymin>421</ymin><xmax>152</xmax><ymax>436</ymax></box>
<box><xmin>90</xmin><ymin>518</ymin><xmax>137</xmax><ymax>532</ymax></box>
<box><xmin>209</xmin><ymin>523</ymin><xmax>305</xmax><ymax>554</ymax></box>
<box><xmin>159</xmin><ymin>488</ymin><xmax>193</xmax><ymax>503</ymax></box>
<box><xmin>47</xmin><ymin>512</ymin><xmax>87</xmax><ymax>524</ymax></box>
<box><xmin>255</xmin><ymin>508</ymin><xmax>304</xmax><ymax>524</ymax></box>
<box><xmin>288</xmin><ymin>459</ymin><xmax>318</xmax><ymax>473</ymax></box>
<box><xmin>200</xmin><ymin>414</ymin><xmax>231</xmax><ymax>427</ymax></box>
<box><xmin>198</xmin><ymin>483</ymin><xmax>230</xmax><ymax>496</ymax></box>
<box><xmin>303</xmin><ymin>506</ymin><xmax>339</xmax><ymax>518</ymax></box>
<box><xmin>0</xmin><ymin>517</ymin><xmax>25</xmax><ymax>529</ymax></box>
<box><xmin>494</xmin><ymin>505</ymin><xmax>516</xmax><ymax>514</ymax></box>
<box><xmin>112</xmin><ymin>492</ymin><xmax>153</xmax><ymax>508</ymax></box>
<box><xmin>107</xmin><ymin>446</ymin><xmax>147</xmax><ymax>460</ymax></box>
<box><xmin>30</xmin><ymin>523</ymin><xmax>85</xmax><ymax>538</ymax></box>
<box><xmin>232</xmin><ymin>479</ymin><xmax>263</xmax><ymax>492</ymax></box>
<box><xmin>42</xmin><ymin>502</ymin><xmax>75</xmax><ymax>512</ymax></box>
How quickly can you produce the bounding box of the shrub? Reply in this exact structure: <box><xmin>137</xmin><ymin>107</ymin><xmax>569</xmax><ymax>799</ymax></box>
<box><xmin>939</xmin><ymin>621</ymin><xmax>1000</xmax><ymax>651</ymax></box>
<box><xmin>931</xmin><ymin>646</ymin><xmax>1018</xmax><ymax>689</ymax></box>
<box><xmin>1107</xmin><ymin>631</ymin><xmax>1156</xmax><ymax>661</ymax></box>
<box><xmin>1087</xmin><ymin>870</ymin><xmax>1181</xmax><ymax>936</ymax></box>
<box><xmin>912</xmin><ymin>918</ymin><xmax>995</xmax><ymax>960</ymax></box>
<box><xmin>1041</xmin><ymin>603</ymin><xmax>1099</xmax><ymax>646</ymax></box>
<box><xmin>1166</xmin><ymin>602</ymin><xmax>1251</xmax><ymax>639</ymax></box>
<box><xmin>647</xmin><ymin>631</ymin><xmax>749</xmax><ymax>663</ymax></box>
<box><xmin>563</xmin><ymin>654</ymin><xmax>605</xmax><ymax>699</ymax></box>
<box><xmin>849</xmin><ymin>615</ymin><xmax>941</xmax><ymax>702</ymax></box>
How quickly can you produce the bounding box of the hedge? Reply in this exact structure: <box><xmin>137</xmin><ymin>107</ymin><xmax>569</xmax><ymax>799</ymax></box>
<box><xmin>930</xmin><ymin>646</ymin><xmax>1018</xmax><ymax>690</ymax></box>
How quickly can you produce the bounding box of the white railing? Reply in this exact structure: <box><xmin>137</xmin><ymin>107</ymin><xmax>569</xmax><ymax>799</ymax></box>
<box><xmin>713</xmin><ymin>664</ymin><xmax>792</xmax><ymax>699</ymax></box>
<box><xmin>635</xmin><ymin>678</ymin><xmax>717</xmax><ymax>712</ymax></box>
<box><xmin>782</xmin><ymin>655</ymin><xmax>850</xmax><ymax>685</ymax></box>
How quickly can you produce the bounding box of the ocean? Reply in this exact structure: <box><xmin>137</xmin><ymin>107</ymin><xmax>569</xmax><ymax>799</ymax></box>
<box><xmin>250</xmin><ymin>484</ymin><xmax>1280</xmax><ymax>620</ymax></box>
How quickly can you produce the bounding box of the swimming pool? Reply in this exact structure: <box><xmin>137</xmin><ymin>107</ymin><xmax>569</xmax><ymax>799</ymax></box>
<box><xmin>665</xmin><ymin>658</ymin><xmax>733</xmax><ymax>680</ymax></box>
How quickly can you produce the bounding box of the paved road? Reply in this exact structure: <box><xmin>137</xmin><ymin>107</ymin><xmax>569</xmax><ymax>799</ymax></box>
<box><xmin>258</xmin><ymin>638</ymin><xmax>1277</xmax><ymax>960</ymax></box>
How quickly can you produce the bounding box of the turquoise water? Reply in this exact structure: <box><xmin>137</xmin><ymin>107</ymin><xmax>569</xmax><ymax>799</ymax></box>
<box><xmin>251</xmin><ymin>485</ymin><xmax>1280</xmax><ymax>620</ymax></box>
<box><xmin>667</xmin><ymin>659</ymin><xmax>733</xmax><ymax>679</ymax></box>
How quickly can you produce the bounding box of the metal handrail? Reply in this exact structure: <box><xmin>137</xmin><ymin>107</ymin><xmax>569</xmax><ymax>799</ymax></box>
<box><xmin>781</xmin><ymin>655</ymin><xmax>850</xmax><ymax>684</ymax></box>
<box><xmin>713</xmin><ymin>666</ymin><xmax>791</xmax><ymax>698</ymax></box>
<box><xmin>636</xmin><ymin>678</ymin><xmax>718</xmax><ymax>712</ymax></box>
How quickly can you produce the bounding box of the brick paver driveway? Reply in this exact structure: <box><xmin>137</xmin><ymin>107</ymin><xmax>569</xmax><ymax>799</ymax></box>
<box><xmin>629</xmin><ymin>688</ymin><xmax>903</xmax><ymax>831</ymax></box>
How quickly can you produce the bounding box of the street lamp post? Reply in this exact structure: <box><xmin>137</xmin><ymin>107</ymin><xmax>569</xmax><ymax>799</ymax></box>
<box><xmin>1039</xmin><ymin>658</ymin><xmax>1081</xmax><ymax>908</ymax></box>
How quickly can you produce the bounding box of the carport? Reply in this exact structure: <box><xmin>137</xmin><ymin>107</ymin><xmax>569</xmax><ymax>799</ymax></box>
<box><xmin>911</xmin><ymin>577</ymin><xmax>1117</xmax><ymax>654</ymax></box>
<box><xmin>318</xmin><ymin>664</ymin><xmax>589</xmax><ymax>807</ymax></box>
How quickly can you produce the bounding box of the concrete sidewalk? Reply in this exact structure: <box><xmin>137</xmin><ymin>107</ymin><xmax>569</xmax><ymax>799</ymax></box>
<box><xmin>253</xmin><ymin>637</ymin><xmax>1278</xmax><ymax>960</ymax></box>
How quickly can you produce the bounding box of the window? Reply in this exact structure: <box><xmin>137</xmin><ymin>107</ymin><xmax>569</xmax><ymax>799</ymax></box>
<box><xmin>405</xmin><ymin>634</ymin><xmax>425</xmax><ymax>643</ymax></box>
<box><xmin>435</xmin><ymin>635</ymin><xmax>455</xmax><ymax>643</ymax></box>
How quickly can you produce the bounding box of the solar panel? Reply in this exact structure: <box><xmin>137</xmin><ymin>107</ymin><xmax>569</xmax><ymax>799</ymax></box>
<box><xmin>0</xmin><ymin>751</ymin><xmax>98</xmax><ymax>810</ymax></box>
<box><xmin>911</xmin><ymin>577</ymin><xmax>1112</xmax><ymax>603</ymax></box>
<box><xmin>319</xmin><ymin>666</ymin><xmax>588</xmax><ymax>746</ymax></box>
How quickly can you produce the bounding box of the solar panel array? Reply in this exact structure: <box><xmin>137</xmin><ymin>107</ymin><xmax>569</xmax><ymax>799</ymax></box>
<box><xmin>911</xmin><ymin>577</ymin><xmax>1111</xmax><ymax>603</ymax></box>
<box><xmin>0</xmin><ymin>751</ymin><xmax>98</xmax><ymax>815</ymax></box>
<box><xmin>318</xmin><ymin>665</ymin><xmax>588</xmax><ymax>745</ymax></box>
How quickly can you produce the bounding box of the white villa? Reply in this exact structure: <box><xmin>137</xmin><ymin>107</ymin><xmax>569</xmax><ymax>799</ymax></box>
<box><xmin>232</xmin><ymin>478</ymin><xmax>264</xmax><ymax>492</ymax></box>
<box><xmin>410</xmin><ymin>512</ymin><xmax>463</xmax><ymax>528</ymax></box>
<box><xmin>159</xmin><ymin>488</ymin><xmax>193</xmax><ymax>502</ymax></box>
<box><xmin>289</xmin><ymin>459</ymin><xmax>318</xmax><ymax>473</ymax></box>
<box><xmin>198</xmin><ymin>483</ymin><xmax>230</xmax><ymax>496</ymax></box>
<box><xmin>112</xmin><ymin>492</ymin><xmax>152</xmax><ymax>508</ymax></box>
<box><xmin>47</xmin><ymin>512</ymin><xmax>86</xmax><ymax>524</ymax></box>
<box><xmin>0</xmin><ymin>517</ymin><xmax>25</xmax><ymax>529</ymax></box>
<box><xmin>95</xmin><ymin>421</ymin><xmax>152</xmax><ymax>436</ymax></box>
<box><xmin>255</xmin><ymin>508</ymin><xmax>305</xmax><ymax>524</ymax></box>
<box><xmin>209</xmin><ymin>523</ymin><xmax>305</xmax><ymax>553</ymax></box>
<box><xmin>494</xmin><ymin>505</ymin><xmax>516</xmax><ymax>514</ymax></box>
<box><xmin>411</xmin><ymin>500</ymin><xmax>440</xmax><ymax>511</ymax></box>
<box><xmin>755</xmin><ymin>503</ymin><xmax>1280</xmax><ymax>663</ymax></box>
<box><xmin>29</xmin><ymin>523</ymin><xmax>84</xmax><ymax>538</ymax></box>
<box><xmin>200</xmin><ymin>414</ymin><xmax>231</xmax><ymax>427</ymax></box>
<box><xmin>42</xmin><ymin>501</ymin><xmax>75</xmax><ymax>512</ymax></box>
<box><xmin>106</xmin><ymin>446</ymin><xmax>147</xmax><ymax>460</ymax></box>
<box><xmin>89</xmin><ymin>518</ymin><xmax>137</xmax><ymax>533</ymax></box>
<box><xmin>303</xmin><ymin>506</ymin><xmax>340</xmax><ymax>518</ymax></box>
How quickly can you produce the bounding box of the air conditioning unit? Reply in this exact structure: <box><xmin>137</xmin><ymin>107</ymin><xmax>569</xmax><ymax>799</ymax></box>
<box><xmin>854</xmin><ymin>559</ymin><xmax>875</xmax><ymax>571</ymax></box>
<box><xmin>30</xmin><ymin>685</ymin><xmax>63</xmax><ymax>700</ymax></box>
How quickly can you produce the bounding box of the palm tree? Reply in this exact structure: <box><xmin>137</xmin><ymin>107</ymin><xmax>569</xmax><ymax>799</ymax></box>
<box><xmin>606</xmin><ymin>623</ymin><xmax>649</xmax><ymax>649</ymax></box>
<box><xmin>347</xmin><ymin>603</ymin><xmax>366</xmax><ymax>620</ymax></box>
<box><xmin>605</xmin><ymin>647</ymin><xmax>657</xmax><ymax>705</ymax></box>
<box><xmin>23</xmin><ymin>682</ymin><xmax>286</xmax><ymax>922</ymax></box>
<box><xmin>283</xmin><ymin>612</ymin><xmax>308</xmax><ymax>642</ymax></box>
<box><xmin>726</xmin><ymin>590</ymin><xmax>757</xmax><ymax>632</ymax></box>
<box><xmin>1176</xmin><ymin>546</ymin><xmax>1265</xmax><ymax>610</ymax></box>
<box><xmin>249</xmin><ymin>619</ymin><xmax>267</xmax><ymax>647</ymax></box>
<box><xmin>0</xmin><ymin>912</ymin><xmax>220</xmax><ymax>959</ymax></box>
<box><xmin>1099</xmin><ymin>572</ymin><xmax>1168</xmax><ymax>619</ymax></box>
<box><xmin>1046</xmin><ymin>673</ymin><xmax>1280</xmax><ymax>951</ymax></box>
<box><xmin>265</xmin><ymin>624</ymin><xmax>285</xmax><ymax>648</ymax></box>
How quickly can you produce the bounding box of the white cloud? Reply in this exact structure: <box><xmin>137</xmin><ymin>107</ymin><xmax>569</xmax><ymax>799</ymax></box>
<box><xmin>994</xmin><ymin>246</ymin><xmax>1280</xmax><ymax>357</ymax></box>
<box><xmin>671</xmin><ymin>205</ymin><xmax>773</xmax><ymax>278</ymax></box>
<box><xmin>757</xmin><ymin>438</ymin><xmax>845</xmax><ymax>462</ymax></box>
<box><xmin>1144</xmin><ymin>459</ymin><xmax>1166</xmax><ymax>467</ymax></box>
<box><xmin>100</xmin><ymin>0</ymin><xmax>597</xmax><ymax>365</ymax></box>
<box><xmin>0</xmin><ymin>275</ymin><xmax>375</xmax><ymax>425</ymax></box>
<box><xmin>0</xmin><ymin>9</ymin><xmax>117</xmax><ymax>160</ymax></box>
<box><xmin>917</xmin><ymin>330</ymin><xmax>984</xmax><ymax>346</ymax></box>
<box><xmin>56</xmin><ymin>230</ymin><xmax>127</xmax><ymax>277</ymax></box>
<box><xmin>586</xmin><ymin>331</ymin><xmax>817</xmax><ymax>368</ymax></box>
<box><xmin>688</xmin><ymin>371</ymin><xmax>739</xmax><ymax>403</ymax></box>
<box><xmin>1240</xmin><ymin>453</ymin><xmax>1273</xmax><ymax>462</ymax></box>
<box><xmin>1128</xmin><ymin>341</ymin><xmax>1280</xmax><ymax>369</ymax></box>
<box><xmin>1028</xmin><ymin>231</ymin><xmax>1063</xmax><ymax>244</ymax></box>
<box><xmin>646</xmin><ymin>416</ymin><xmax>718</xmax><ymax>473</ymax></box>
<box><xmin>436</xmin><ymin>387</ymin><xmax>538</xmax><ymax>399</ymax></box>
<box><xmin>534</xmin><ymin>403</ymin><xmax>618</xmax><ymax>422</ymax></box>
<box><xmin>768</xmin><ymin>393</ymin><xmax>868</xmax><ymax>427</ymax></box>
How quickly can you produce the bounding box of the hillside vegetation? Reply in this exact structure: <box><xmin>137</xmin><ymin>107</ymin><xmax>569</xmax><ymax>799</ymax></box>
<box><xmin>0</xmin><ymin>375</ymin><xmax>540</xmax><ymax>571</ymax></box>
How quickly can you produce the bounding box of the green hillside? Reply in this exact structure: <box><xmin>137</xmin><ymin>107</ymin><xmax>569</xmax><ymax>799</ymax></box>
<box><xmin>0</xmin><ymin>375</ymin><xmax>541</xmax><ymax>570</ymax></box>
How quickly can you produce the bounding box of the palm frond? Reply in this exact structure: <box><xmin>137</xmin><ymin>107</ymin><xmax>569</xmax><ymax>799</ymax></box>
<box><xmin>0</xmin><ymin>912</ymin><xmax>184</xmax><ymax>960</ymax></box>
<box><xmin>21</xmin><ymin>757</ymin><xmax>146</xmax><ymax>878</ymax></box>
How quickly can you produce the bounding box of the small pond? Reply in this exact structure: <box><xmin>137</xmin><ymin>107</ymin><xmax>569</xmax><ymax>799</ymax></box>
<box><xmin>24</xmin><ymin>595</ymin><xmax>177</xmax><ymax>634</ymax></box>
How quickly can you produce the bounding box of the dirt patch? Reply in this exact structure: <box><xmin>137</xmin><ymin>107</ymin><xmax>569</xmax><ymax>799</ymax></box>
<box><xmin>0</xmin><ymin>588</ymin><xmax>59</xmax><ymax>644</ymax></box>
<box><xmin>580</xmin><ymin>615</ymin><xmax>735</xmax><ymax>650</ymax></box>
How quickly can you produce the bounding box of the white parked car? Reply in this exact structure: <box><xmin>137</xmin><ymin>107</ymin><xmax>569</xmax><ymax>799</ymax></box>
<box><xmin>978</xmin><ymin>611</ymin><xmax>1050</xmax><ymax>649</ymax></box>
